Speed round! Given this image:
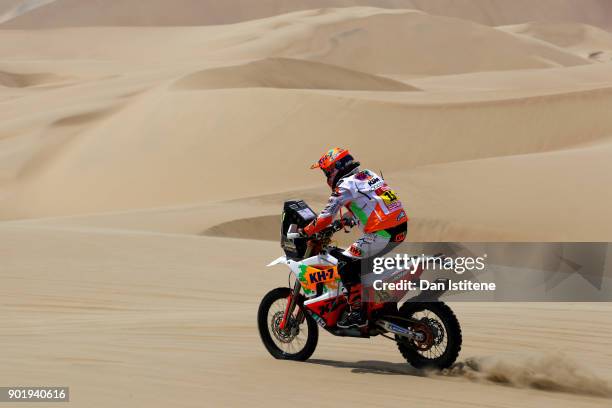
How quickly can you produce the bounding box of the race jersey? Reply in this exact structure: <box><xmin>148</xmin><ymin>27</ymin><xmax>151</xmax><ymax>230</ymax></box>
<box><xmin>304</xmin><ymin>169</ymin><xmax>408</xmax><ymax>236</ymax></box>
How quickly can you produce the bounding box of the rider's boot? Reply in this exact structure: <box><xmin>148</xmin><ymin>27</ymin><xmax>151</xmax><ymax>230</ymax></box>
<box><xmin>337</xmin><ymin>290</ymin><xmax>368</xmax><ymax>328</ymax></box>
<box><xmin>337</xmin><ymin>307</ymin><xmax>367</xmax><ymax>329</ymax></box>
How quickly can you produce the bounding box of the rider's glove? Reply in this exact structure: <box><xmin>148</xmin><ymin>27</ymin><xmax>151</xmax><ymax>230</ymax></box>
<box><xmin>341</xmin><ymin>216</ymin><xmax>357</xmax><ymax>228</ymax></box>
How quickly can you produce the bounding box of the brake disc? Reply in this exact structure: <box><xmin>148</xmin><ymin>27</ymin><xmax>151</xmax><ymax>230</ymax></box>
<box><xmin>271</xmin><ymin>311</ymin><xmax>298</xmax><ymax>343</ymax></box>
<box><xmin>411</xmin><ymin>321</ymin><xmax>435</xmax><ymax>351</ymax></box>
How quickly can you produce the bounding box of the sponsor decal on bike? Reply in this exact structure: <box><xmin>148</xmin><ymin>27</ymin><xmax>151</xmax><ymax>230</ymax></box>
<box><xmin>388</xmin><ymin>322</ymin><xmax>410</xmax><ymax>335</ymax></box>
<box><xmin>298</xmin><ymin>265</ymin><xmax>339</xmax><ymax>292</ymax></box>
<box><xmin>349</xmin><ymin>244</ymin><xmax>363</xmax><ymax>257</ymax></box>
<box><xmin>394</xmin><ymin>231</ymin><xmax>406</xmax><ymax>242</ymax></box>
<box><xmin>306</xmin><ymin>309</ymin><xmax>327</xmax><ymax>327</ymax></box>
<box><xmin>307</xmin><ymin>268</ymin><xmax>335</xmax><ymax>284</ymax></box>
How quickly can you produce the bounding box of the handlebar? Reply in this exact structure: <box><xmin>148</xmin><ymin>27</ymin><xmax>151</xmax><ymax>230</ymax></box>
<box><xmin>287</xmin><ymin>217</ymin><xmax>356</xmax><ymax>241</ymax></box>
<box><xmin>327</xmin><ymin>217</ymin><xmax>356</xmax><ymax>234</ymax></box>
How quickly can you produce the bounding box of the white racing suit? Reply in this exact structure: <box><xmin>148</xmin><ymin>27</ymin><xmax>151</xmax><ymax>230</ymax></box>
<box><xmin>304</xmin><ymin>169</ymin><xmax>408</xmax><ymax>288</ymax></box>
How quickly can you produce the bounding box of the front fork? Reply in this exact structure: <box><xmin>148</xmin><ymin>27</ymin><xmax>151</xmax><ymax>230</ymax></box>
<box><xmin>280</xmin><ymin>243</ymin><xmax>312</xmax><ymax>330</ymax></box>
<box><xmin>279</xmin><ymin>280</ymin><xmax>303</xmax><ymax>330</ymax></box>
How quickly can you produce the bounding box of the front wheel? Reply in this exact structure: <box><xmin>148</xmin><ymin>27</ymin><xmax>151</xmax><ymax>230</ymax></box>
<box><xmin>396</xmin><ymin>302</ymin><xmax>462</xmax><ymax>369</ymax></box>
<box><xmin>257</xmin><ymin>287</ymin><xmax>318</xmax><ymax>361</ymax></box>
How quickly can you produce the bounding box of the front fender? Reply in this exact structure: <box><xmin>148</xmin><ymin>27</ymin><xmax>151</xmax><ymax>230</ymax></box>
<box><xmin>267</xmin><ymin>256</ymin><xmax>289</xmax><ymax>267</ymax></box>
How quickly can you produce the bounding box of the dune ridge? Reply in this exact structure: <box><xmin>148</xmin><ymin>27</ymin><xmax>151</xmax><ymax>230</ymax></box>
<box><xmin>172</xmin><ymin>58</ymin><xmax>418</xmax><ymax>91</ymax></box>
<box><xmin>409</xmin><ymin>62</ymin><xmax>612</xmax><ymax>91</ymax></box>
<box><xmin>3</xmin><ymin>70</ymin><xmax>612</xmax><ymax>225</ymax></box>
<box><xmin>0</xmin><ymin>0</ymin><xmax>56</xmax><ymax>24</ymax></box>
<box><xmin>207</xmin><ymin>8</ymin><xmax>591</xmax><ymax>75</ymax></box>
<box><xmin>501</xmin><ymin>21</ymin><xmax>612</xmax><ymax>61</ymax></box>
<box><xmin>0</xmin><ymin>70</ymin><xmax>66</xmax><ymax>87</ymax></box>
<box><xmin>1</xmin><ymin>0</ymin><xmax>611</xmax><ymax>29</ymax></box>
<box><xmin>0</xmin><ymin>8</ymin><xmax>592</xmax><ymax>76</ymax></box>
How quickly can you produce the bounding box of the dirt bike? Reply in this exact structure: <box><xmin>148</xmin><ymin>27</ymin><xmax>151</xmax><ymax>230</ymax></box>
<box><xmin>257</xmin><ymin>200</ymin><xmax>462</xmax><ymax>369</ymax></box>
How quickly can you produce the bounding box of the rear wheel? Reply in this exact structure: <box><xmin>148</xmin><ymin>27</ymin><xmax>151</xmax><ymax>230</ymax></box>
<box><xmin>395</xmin><ymin>302</ymin><xmax>462</xmax><ymax>369</ymax></box>
<box><xmin>257</xmin><ymin>287</ymin><xmax>318</xmax><ymax>361</ymax></box>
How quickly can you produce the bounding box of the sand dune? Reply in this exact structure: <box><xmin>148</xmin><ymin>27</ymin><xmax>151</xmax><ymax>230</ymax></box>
<box><xmin>501</xmin><ymin>22</ymin><xmax>612</xmax><ymax>61</ymax></box>
<box><xmin>0</xmin><ymin>69</ymin><xmax>66</xmax><ymax>87</ymax></box>
<box><xmin>0</xmin><ymin>0</ymin><xmax>56</xmax><ymax>24</ymax></box>
<box><xmin>0</xmin><ymin>8</ymin><xmax>591</xmax><ymax>76</ymax></box>
<box><xmin>0</xmin><ymin>0</ymin><xmax>29</xmax><ymax>14</ymax></box>
<box><xmin>1</xmin><ymin>0</ymin><xmax>611</xmax><ymax>29</ymax></box>
<box><xmin>0</xmin><ymin>8</ymin><xmax>611</xmax><ymax>240</ymax></box>
<box><xmin>408</xmin><ymin>62</ymin><xmax>612</xmax><ymax>91</ymax></box>
<box><xmin>3</xmin><ymin>63</ymin><xmax>612</xmax><ymax>230</ymax></box>
<box><xmin>173</xmin><ymin>58</ymin><xmax>418</xmax><ymax>91</ymax></box>
<box><xmin>202</xmin><ymin>212</ymin><xmax>359</xmax><ymax>246</ymax></box>
<box><xmin>208</xmin><ymin>8</ymin><xmax>590</xmax><ymax>75</ymax></box>
<box><xmin>0</xmin><ymin>0</ymin><xmax>27</xmax><ymax>14</ymax></box>
<box><xmin>5</xmin><ymin>77</ymin><xmax>612</xmax><ymax>221</ymax></box>
<box><xmin>401</xmin><ymin>140</ymin><xmax>612</xmax><ymax>241</ymax></box>
<box><xmin>199</xmin><ymin>134</ymin><xmax>612</xmax><ymax>243</ymax></box>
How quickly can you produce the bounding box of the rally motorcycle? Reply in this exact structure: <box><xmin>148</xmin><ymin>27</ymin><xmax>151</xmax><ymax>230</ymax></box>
<box><xmin>257</xmin><ymin>200</ymin><xmax>462</xmax><ymax>369</ymax></box>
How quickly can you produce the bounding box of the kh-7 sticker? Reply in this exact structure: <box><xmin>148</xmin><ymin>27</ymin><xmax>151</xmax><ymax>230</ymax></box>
<box><xmin>298</xmin><ymin>265</ymin><xmax>340</xmax><ymax>292</ymax></box>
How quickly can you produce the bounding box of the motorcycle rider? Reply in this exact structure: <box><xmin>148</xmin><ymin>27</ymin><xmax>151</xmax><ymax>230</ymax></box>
<box><xmin>304</xmin><ymin>148</ymin><xmax>408</xmax><ymax>328</ymax></box>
